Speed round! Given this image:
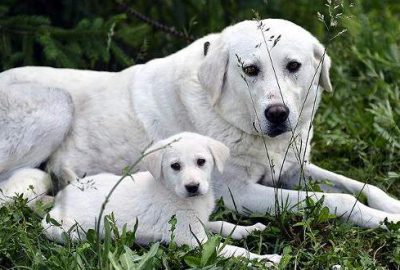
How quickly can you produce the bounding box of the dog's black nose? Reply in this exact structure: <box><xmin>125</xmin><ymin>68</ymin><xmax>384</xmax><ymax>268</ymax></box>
<box><xmin>265</xmin><ymin>105</ymin><xmax>289</xmax><ymax>124</ymax></box>
<box><xmin>185</xmin><ymin>183</ymin><xmax>199</xmax><ymax>194</ymax></box>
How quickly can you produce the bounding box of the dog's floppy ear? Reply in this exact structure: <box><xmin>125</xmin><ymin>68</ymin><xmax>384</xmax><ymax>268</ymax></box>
<box><xmin>143</xmin><ymin>147</ymin><xmax>164</xmax><ymax>180</ymax></box>
<box><xmin>198</xmin><ymin>38</ymin><xmax>229</xmax><ymax>105</ymax></box>
<box><xmin>313</xmin><ymin>42</ymin><xmax>332</xmax><ymax>92</ymax></box>
<box><xmin>206</xmin><ymin>138</ymin><xmax>230</xmax><ymax>173</ymax></box>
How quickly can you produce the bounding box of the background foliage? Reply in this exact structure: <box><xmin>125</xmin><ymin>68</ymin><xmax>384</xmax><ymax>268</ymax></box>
<box><xmin>0</xmin><ymin>0</ymin><xmax>399</xmax><ymax>269</ymax></box>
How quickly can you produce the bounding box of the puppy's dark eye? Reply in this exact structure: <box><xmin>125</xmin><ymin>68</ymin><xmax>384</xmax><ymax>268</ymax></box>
<box><xmin>197</xmin><ymin>158</ymin><xmax>206</xmax><ymax>167</ymax></box>
<box><xmin>170</xmin><ymin>162</ymin><xmax>181</xmax><ymax>171</ymax></box>
<box><xmin>286</xmin><ymin>61</ymin><xmax>301</xmax><ymax>73</ymax></box>
<box><xmin>243</xmin><ymin>65</ymin><xmax>259</xmax><ymax>76</ymax></box>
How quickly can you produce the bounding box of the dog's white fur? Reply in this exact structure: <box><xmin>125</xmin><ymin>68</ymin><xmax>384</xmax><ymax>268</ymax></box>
<box><xmin>1</xmin><ymin>19</ymin><xmax>400</xmax><ymax>228</ymax></box>
<box><xmin>42</xmin><ymin>133</ymin><xmax>281</xmax><ymax>264</ymax></box>
<box><xmin>0</xmin><ymin>168</ymin><xmax>51</xmax><ymax>205</ymax></box>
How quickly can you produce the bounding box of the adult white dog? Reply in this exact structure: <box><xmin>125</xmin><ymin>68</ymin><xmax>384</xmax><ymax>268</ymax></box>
<box><xmin>0</xmin><ymin>19</ymin><xmax>399</xmax><ymax>227</ymax></box>
<box><xmin>42</xmin><ymin>132</ymin><xmax>281</xmax><ymax>264</ymax></box>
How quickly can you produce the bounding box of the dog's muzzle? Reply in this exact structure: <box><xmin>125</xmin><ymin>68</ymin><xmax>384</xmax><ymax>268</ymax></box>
<box><xmin>264</xmin><ymin>104</ymin><xmax>289</xmax><ymax>125</ymax></box>
<box><xmin>264</xmin><ymin>104</ymin><xmax>290</xmax><ymax>137</ymax></box>
<box><xmin>266</xmin><ymin>124</ymin><xmax>290</xmax><ymax>137</ymax></box>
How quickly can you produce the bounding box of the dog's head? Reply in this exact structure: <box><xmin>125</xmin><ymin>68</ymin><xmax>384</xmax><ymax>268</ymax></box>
<box><xmin>143</xmin><ymin>132</ymin><xmax>230</xmax><ymax>198</ymax></box>
<box><xmin>198</xmin><ymin>19</ymin><xmax>332</xmax><ymax>137</ymax></box>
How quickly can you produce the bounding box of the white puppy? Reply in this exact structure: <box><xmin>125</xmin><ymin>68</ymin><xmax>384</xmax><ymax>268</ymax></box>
<box><xmin>42</xmin><ymin>133</ymin><xmax>281</xmax><ymax>265</ymax></box>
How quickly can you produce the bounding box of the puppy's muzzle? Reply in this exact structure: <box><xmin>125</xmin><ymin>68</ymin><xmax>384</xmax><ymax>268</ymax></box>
<box><xmin>185</xmin><ymin>183</ymin><xmax>200</xmax><ymax>196</ymax></box>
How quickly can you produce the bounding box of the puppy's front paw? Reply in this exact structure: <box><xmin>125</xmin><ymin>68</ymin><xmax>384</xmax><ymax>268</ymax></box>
<box><xmin>257</xmin><ymin>254</ymin><xmax>282</xmax><ymax>267</ymax></box>
<box><xmin>231</xmin><ymin>222</ymin><xmax>266</xmax><ymax>240</ymax></box>
<box><xmin>244</xmin><ymin>222</ymin><xmax>266</xmax><ymax>235</ymax></box>
<box><xmin>250</xmin><ymin>222</ymin><xmax>267</xmax><ymax>231</ymax></box>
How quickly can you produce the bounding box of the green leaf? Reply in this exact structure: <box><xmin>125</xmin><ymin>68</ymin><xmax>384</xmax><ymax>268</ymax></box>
<box><xmin>119</xmin><ymin>246</ymin><xmax>139</xmax><ymax>270</ymax></box>
<box><xmin>45</xmin><ymin>213</ymin><xmax>61</xmax><ymax>227</ymax></box>
<box><xmin>137</xmin><ymin>242</ymin><xmax>159</xmax><ymax>270</ymax></box>
<box><xmin>200</xmin><ymin>236</ymin><xmax>220</xmax><ymax>266</ymax></box>
<box><xmin>279</xmin><ymin>246</ymin><xmax>292</xmax><ymax>270</ymax></box>
<box><xmin>108</xmin><ymin>251</ymin><xmax>123</xmax><ymax>270</ymax></box>
<box><xmin>317</xmin><ymin>206</ymin><xmax>331</xmax><ymax>223</ymax></box>
<box><xmin>184</xmin><ymin>255</ymin><xmax>201</xmax><ymax>267</ymax></box>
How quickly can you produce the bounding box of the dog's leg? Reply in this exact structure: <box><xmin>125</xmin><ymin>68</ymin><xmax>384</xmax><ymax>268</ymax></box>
<box><xmin>0</xmin><ymin>83</ymin><xmax>73</xmax><ymax>181</ymax></box>
<box><xmin>0</xmin><ymin>168</ymin><xmax>52</xmax><ymax>206</ymax></box>
<box><xmin>305</xmin><ymin>163</ymin><xmax>400</xmax><ymax>214</ymax></box>
<box><xmin>218</xmin><ymin>181</ymin><xmax>400</xmax><ymax>228</ymax></box>
<box><xmin>0</xmin><ymin>83</ymin><xmax>73</xmax><ymax>198</ymax></box>
<box><xmin>207</xmin><ymin>221</ymin><xmax>266</xmax><ymax>240</ymax></box>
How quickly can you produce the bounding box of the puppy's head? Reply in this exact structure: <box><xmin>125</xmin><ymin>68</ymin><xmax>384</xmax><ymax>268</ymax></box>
<box><xmin>198</xmin><ymin>19</ymin><xmax>332</xmax><ymax>138</ymax></box>
<box><xmin>143</xmin><ymin>132</ymin><xmax>230</xmax><ymax>198</ymax></box>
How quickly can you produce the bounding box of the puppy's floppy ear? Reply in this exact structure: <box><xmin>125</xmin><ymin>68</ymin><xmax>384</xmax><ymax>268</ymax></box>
<box><xmin>198</xmin><ymin>38</ymin><xmax>229</xmax><ymax>105</ymax></box>
<box><xmin>313</xmin><ymin>42</ymin><xmax>332</xmax><ymax>92</ymax></box>
<box><xmin>143</xmin><ymin>148</ymin><xmax>164</xmax><ymax>180</ymax></box>
<box><xmin>206</xmin><ymin>138</ymin><xmax>230</xmax><ymax>173</ymax></box>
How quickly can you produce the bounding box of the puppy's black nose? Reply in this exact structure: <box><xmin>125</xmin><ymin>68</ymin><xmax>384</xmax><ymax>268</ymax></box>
<box><xmin>185</xmin><ymin>183</ymin><xmax>199</xmax><ymax>194</ymax></box>
<box><xmin>265</xmin><ymin>104</ymin><xmax>289</xmax><ymax>124</ymax></box>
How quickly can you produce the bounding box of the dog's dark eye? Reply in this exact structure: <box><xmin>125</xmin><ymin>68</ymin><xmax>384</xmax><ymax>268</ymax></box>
<box><xmin>170</xmin><ymin>162</ymin><xmax>181</xmax><ymax>171</ymax></box>
<box><xmin>197</xmin><ymin>158</ymin><xmax>206</xmax><ymax>167</ymax></box>
<box><xmin>243</xmin><ymin>65</ymin><xmax>259</xmax><ymax>76</ymax></box>
<box><xmin>286</xmin><ymin>61</ymin><xmax>301</xmax><ymax>73</ymax></box>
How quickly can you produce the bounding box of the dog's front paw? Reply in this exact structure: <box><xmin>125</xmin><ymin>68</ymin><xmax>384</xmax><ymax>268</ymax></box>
<box><xmin>381</xmin><ymin>197</ymin><xmax>400</xmax><ymax>214</ymax></box>
<box><xmin>387</xmin><ymin>214</ymin><xmax>400</xmax><ymax>224</ymax></box>
<box><xmin>367</xmin><ymin>187</ymin><xmax>400</xmax><ymax>214</ymax></box>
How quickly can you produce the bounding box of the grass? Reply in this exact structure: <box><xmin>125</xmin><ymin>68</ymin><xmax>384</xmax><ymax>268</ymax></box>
<box><xmin>1</xmin><ymin>1</ymin><xmax>400</xmax><ymax>269</ymax></box>
<box><xmin>1</xmin><ymin>196</ymin><xmax>399</xmax><ymax>269</ymax></box>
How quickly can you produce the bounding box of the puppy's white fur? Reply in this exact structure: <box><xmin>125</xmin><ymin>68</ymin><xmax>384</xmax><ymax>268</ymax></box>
<box><xmin>1</xmin><ymin>19</ymin><xmax>400</xmax><ymax>228</ymax></box>
<box><xmin>42</xmin><ymin>133</ymin><xmax>281</xmax><ymax>264</ymax></box>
